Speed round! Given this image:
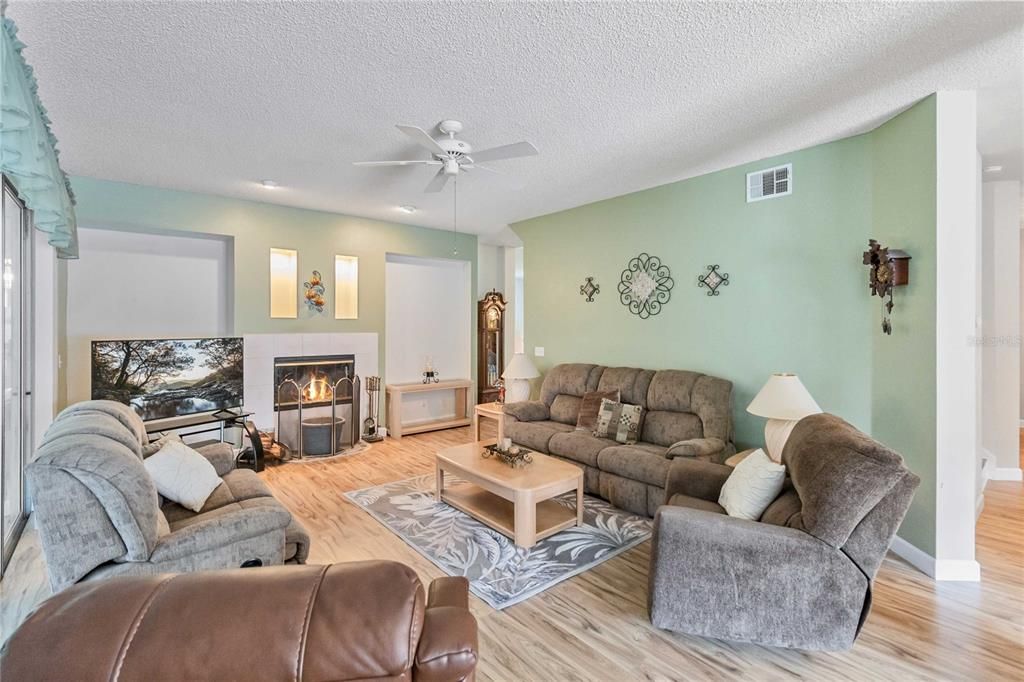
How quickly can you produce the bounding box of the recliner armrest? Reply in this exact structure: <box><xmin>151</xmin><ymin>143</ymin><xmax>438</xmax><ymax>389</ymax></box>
<box><xmin>649</xmin><ymin>506</ymin><xmax>868</xmax><ymax>650</ymax></box>
<box><xmin>664</xmin><ymin>458</ymin><xmax>733</xmax><ymax>502</ymax></box>
<box><xmin>415</xmin><ymin>576</ymin><xmax>478</xmax><ymax>682</ymax></box>
<box><xmin>665</xmin><ymin>437</ymin><xmax>726</xmax><ymax>460</ymax></box>
<box><xmin>503</xmin><ymin>400</ymin><xmax>549</xmax><ymax>423</ymax></box>
<box><xmin>194</xmin><ymin>442</ymin><xmax>237</xmax><ymax>476</ymax></box>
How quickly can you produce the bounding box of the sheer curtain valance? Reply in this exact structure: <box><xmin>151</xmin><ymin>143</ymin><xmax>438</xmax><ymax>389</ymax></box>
<box><xmin>1</xmin><ymin>13</ymin><xmax>77</xmax><ymax>258</ymax></box>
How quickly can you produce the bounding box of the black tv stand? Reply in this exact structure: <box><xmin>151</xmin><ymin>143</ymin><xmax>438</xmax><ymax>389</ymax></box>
<box><xmin>145</xmin><ymin>410</ymin><xmax>265</xmax><ymax>472</ymax></box>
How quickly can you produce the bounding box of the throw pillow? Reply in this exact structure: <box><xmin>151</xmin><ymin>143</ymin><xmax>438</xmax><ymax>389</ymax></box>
<box><xmin>143</xmin><ymin>440</ymin><xmax>223</xmax><ymax>513</ymax></box>
<box><xmin>575</xmin><ymin>389</ymin><xmax>620</xmax><ymax>432</ymax></box>
<box><xmin>593</xmin><ymin>398</ymin><xmax>644</xmax><ymax>445</ymax></box>
<box><xmin>719</xmin><ymin>448</ymin><xmax>787</xmax><ymax>521</ymax></box>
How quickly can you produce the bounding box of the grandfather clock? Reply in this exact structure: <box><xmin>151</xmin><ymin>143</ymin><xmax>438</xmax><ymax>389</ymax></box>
<box><xmin>477</xmin><ymin>290</ymin><xmax>506</xmax><ymax>404</ymax></box>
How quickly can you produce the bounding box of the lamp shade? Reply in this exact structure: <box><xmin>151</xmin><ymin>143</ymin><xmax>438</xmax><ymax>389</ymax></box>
<box><xmin>502</xmin><ymin>353</ymin><xmax>539</xmax><ymax>380</ymax></box>
<box><xmin>747</xmin><ymin>373</ymin><xmax>821</xmax><ymax>420</ymax></box>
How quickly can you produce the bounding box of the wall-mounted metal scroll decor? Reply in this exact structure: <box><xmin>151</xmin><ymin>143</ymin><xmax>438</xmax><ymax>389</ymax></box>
<box><xmin>697</xmin><ymin>264</ymin><xmax>730</xmax><ymax>296</ymax></box>
<box><xmin>618</xmin><ymin>253</ymin><xmax>674</xmax><ymax>319</ymax></box>
<box><xmin>303</xmin><ymin>270</ymin><xmax>326</xmax><ymax>313</ymax></box>
<box><xmin>579</xmin><ymin>277</ymin><xmax>600</xmax><ymax>302</ymax></box>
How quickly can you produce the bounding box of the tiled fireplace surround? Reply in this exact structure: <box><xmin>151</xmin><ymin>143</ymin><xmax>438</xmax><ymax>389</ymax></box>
<box><xmin>242</xmin><ymin>333</ymin><xmax>379</xmax><ymax>433</ymax></box>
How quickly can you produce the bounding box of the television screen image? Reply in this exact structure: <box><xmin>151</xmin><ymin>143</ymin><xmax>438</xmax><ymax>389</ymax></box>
<box><xmin>91</xmin><ymin>338</ymin><xmax>244</xmax><ymax>421</ymax></box>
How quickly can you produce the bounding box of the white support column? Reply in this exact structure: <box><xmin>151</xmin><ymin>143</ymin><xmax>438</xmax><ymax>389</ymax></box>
<box><xmin>32</xmin><ymin>229</ymin><xmax>58</xmax><ymax>454</ymax></box>
<box><xmin>934</xmin><ymin>91</ymin><xmax>980</xmax><ymax>581</ymax></box>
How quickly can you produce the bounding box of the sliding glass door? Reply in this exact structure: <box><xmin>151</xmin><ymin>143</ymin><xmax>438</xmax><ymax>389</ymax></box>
<box><xmin>1</xmin><ymin>177</ymin><xmax>32</xmax><ymax>574</ymax></box>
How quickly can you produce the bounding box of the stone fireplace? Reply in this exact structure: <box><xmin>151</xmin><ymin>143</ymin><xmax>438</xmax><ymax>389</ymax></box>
<box><xmin>273</xmin><ymin>353</ymin><xmax>360</xmax><ymax>457</ymax></box>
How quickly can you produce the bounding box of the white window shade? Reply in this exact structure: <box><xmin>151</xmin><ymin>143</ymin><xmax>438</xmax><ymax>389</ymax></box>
<box><xmin>335</xmin><ymin>255</ymin><xmax>358</xmax><ymax>319</ymax></box>
<box><xmin>269</xmin><ymin>247</ymin><xmax>297</xmax><ymax>318</ymax></box>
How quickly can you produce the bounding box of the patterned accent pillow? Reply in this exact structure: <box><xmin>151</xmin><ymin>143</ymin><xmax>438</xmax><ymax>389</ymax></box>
<box><xmin>593</xmin><ymin>398</ymin><xmax>644</xmax><ymax>445</ymax></box>
<box><xmin>575</xmin><ymin>389</ymin><xmax>621</xmax><ymax>432</ymax></box>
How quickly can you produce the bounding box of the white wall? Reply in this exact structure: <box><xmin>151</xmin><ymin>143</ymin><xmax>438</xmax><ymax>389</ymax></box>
<box><xmin>385</xmin><ymin>254</ymin><xmax>471</xmax><ymax>424</ymax></box>
<box><xmin>65</xmin><ymin>227</ymin><xmax>233</xmax><ymax>403</ymax></box>
<box><xmin>980</xmin><ymin>180</ymin><xmax>1022</xmax><ymax>479</ymax></box>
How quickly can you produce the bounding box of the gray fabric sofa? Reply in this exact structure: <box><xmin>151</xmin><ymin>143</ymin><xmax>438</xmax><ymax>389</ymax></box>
<box><xmin>648</xmin><ymin>413</ymin><xmax>920</xmax><ymax>650</ymax></box>
<box><xmin>29</xmin><ymin>400</ymin><xmax>310</xmax><ymax>592</ymax></box>
<box><xmin>504</xmin><ymin>363</ymin><xmax>735</xmax><ymax>516</ymax></box>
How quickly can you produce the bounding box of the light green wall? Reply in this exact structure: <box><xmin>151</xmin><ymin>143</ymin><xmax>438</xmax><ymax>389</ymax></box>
<box><xmin>870</xmin><ymin>96</ymin><xmax>937</xmax><ymax>554</ymax></box>
<box><xmin>512</xmin><ymin>97</ymin><xmax>939</xmax><ymax>551</ymax></box>
<box><xmin>513</xmin><ymin>136</ymin><xmax>875</xmax><ymax>447</ymax></box>
<box><xmin>68</xmin><ymin>176</ymin><xmax>478</xmax><ymax>391</ymax></box>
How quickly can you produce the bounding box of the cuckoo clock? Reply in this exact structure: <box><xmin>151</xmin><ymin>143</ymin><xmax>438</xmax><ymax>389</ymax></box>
<box><xmin>863</xmin><ymin>239</ymin><xmax>911</xmax><ymax>335</ymax></box>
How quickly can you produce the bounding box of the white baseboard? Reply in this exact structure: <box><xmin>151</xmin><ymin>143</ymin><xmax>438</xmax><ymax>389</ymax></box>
<box><xmin>890</xmin><ymin>536</ymin><xmax>982</xmax><ymax>581</ymax></box>
<box><xmin>934</xmin><ymin>559</ymin><xmax>981</xmax><ymax>581</ymax></box>
<box><xmin>889</xmin><ymin>536</ymin><xmax>935</xmax><ymax>578</ymax></box>
<box><xmin>990</xmin><ymin>467</ymin><xmax>1023</xmax><ymax>481</ymax></box>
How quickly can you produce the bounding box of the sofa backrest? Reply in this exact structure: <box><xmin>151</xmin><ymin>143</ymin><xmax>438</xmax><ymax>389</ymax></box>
<box><xmin>766</xmin><ymin>413</ymin><xmax>919</xmax><ymax>580</ymax></box>
<box><xmin>641</xmin><ymin>370</ymin><xmax>733</xmax><ymax>447</ymax></box>
<box><xmin>539</xmin><ymin>364</ymin><xmax>604</xmax><ymax>424</ymax></box>
<box><xmin>28</xmin><ymin>401</ymin><xmax>161</xmax><ymax>591</ymax></box>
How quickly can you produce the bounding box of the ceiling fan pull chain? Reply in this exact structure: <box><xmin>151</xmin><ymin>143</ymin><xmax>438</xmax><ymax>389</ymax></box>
<box><xmin>452</xmin><ymin>176</ymin><xmax>459</xmax><ymax>256</ymax></box>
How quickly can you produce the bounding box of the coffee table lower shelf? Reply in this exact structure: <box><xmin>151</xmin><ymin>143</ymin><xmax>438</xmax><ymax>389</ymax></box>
<box><xmin>440</xmin><ymin>482</ymin><xmax>578</xmax><ymax>547</ymax></box>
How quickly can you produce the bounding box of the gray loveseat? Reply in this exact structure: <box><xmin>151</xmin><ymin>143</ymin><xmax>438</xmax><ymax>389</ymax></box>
<box><xmin>29</xmin><ymin>400</ymin><xmax>310</xmax><ymax>592</ymax></box>
<box><xmin>504</xmin><ymin>363</ymin><xmax>734</xmax><ymax>516</ymax></box>
<box><xmin>648</xmin><ymin>413</ymin><xmax>920</xmax><ymax>650</ymax></box>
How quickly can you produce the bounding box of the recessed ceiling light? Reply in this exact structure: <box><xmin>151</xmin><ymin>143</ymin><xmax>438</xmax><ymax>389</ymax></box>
<box><xmin>398</xmin><ymin>205</ymin><xmax>417</xmax><ymax>214</ymax></box>
<box><xmin>260</xmin><ymin>179</ymin><xmax>279</xmax><ymax>188</ymax></box>
<box><xmin>983</xmin><ymin>165</ymin><xmax>1003</xmax><ymax>173</ymax></box>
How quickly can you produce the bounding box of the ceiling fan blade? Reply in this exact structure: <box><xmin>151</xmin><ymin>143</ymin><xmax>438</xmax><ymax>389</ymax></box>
<box><xmin>396</xmin><ymin>125</ymin><xmax>447</xmax><ymax>156</ymax></box>
<box><xmin>468</xmin><ymin>140</ymin><xmax>538</xmax><ymax>164</ymax></box>
<box><xmin>352</xmin><ymin>159</ymin><xmax>441</xmax><ymax>167</ymax></box>
<box><xmin>424</xmin><ymin>168</ymin><xmax>451</xmax><ymax>193</ymax></box>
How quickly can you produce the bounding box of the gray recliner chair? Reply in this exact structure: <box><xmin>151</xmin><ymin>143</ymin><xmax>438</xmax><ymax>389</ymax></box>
<box><xmin>29</xmin><ymin>400</ymin><xmax>310</xmax><ymax>592</ymax></box>
<box><xmin>648</xmin><ymin>413</ymin><xmax>919</xmax><ymax>650</ymax></box>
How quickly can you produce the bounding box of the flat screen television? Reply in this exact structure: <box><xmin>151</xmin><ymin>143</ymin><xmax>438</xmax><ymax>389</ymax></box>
<box><xmin>91</xmin><ymin>337</ymin><xmax>244</xmax><ymax>421</ymax></box>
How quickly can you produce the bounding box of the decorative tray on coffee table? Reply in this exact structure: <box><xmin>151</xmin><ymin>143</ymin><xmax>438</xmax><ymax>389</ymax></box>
<box><xmin>481</xmin><ymin>443</ymin><xmax>534</xmax><ymax>468</ymax></box>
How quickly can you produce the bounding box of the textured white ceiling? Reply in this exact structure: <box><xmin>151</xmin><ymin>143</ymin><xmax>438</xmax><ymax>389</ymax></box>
<box><xmin>8</xmin><ymin>1</ymin><xmax>1023</xmax><ymax>244</ymax></box>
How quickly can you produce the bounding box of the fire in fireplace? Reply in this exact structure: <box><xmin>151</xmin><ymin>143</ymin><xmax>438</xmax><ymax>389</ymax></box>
<box><xmin>273</xmin><ymin>354</ymin><xmax>360</xmax><ymax>457</ymax></box>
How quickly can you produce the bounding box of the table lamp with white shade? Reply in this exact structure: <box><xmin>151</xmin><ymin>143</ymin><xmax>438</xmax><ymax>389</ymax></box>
<box><xmin>502</xmin><ymin>353</ymin><xmax>539</xmax><ymax>403</ymax></box>
<box><xmin>747</xmin><ymin>373</ymin><xmax>821</xmax><ymax>462</ymax></box>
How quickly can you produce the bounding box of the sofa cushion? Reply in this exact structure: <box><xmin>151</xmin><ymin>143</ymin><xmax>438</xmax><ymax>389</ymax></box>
<box><xmin>161</xmin><ymin>469</ymin><xmax>275</xmax><ymax>524</ymax></box>
<box><xmin>505</xmin><ymin>420</ymin><xmax>574</xmax><ymax>453</ymax></box>
<box><xmin>548</xmin><ymin>431</ymin><xmax>618</xmax><ymax>468</ymax></box>
<box><xmin>645</xmin><ymin>370</ymin><xmax>701</xmax><ymax>412</ymax></box>
<box><xmin>550</xmin><ymin>395</ymin><xmax>582</xmax><ymax>425</ymax></box>
<box><xmin>667</xmin><ymin>493</ymin><xmax>726</xmax><ymax>515</ymax></box>
<box><xmin>502</xmin><ymin>401</ymin><xmax>549</xmax><ymax>422</ymax></box>
<box><xmin>783</xmin><ymin>413</ymin><xmax>906</xmax><ymax>547</ymax></box>
<box><xmin>641</xmin><ymin>411</ymin><xmax>703</xmax><ymax>448</ymax></box>
<box><xmin>539</xmin><ymin>364</ymin><xmax>604</xmax><ymax>405</ymax></box>
<box><xmin>596</xmin><ymin>367</ymin><xmax>655</xmax><ymax>407</ymax></box>
<box><xmin>41</xmin><ymin>412</ymin><xmax>144</xmax><ymax>458</ymax></box>
<box><xmin>597</xmin><ymin>443</ymin><xmax>671</xmax><ymax>488</ymax></box>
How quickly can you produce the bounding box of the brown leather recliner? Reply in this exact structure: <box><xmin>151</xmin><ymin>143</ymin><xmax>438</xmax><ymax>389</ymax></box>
<box><xmin>0</xmin><ymin>561</ymin><xmax>478</xmax><ymax>681</ymax></box>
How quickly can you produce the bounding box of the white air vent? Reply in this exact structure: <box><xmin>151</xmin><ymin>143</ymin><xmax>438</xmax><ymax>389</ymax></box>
<box><xmin>746</xmin><ymin>163</ymin><xmax>792</xmax><ymax>203</ymax></box>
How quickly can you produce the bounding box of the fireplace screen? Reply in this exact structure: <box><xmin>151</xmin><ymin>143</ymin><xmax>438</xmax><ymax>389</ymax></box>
<box><xmin>273</xmin><ymin>354</ymin><xmax>360</xmax><ymax>457</ymax></box>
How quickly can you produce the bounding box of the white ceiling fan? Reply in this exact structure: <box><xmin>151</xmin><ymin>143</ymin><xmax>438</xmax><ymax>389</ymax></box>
<box><xmin>353</xmin><ymin>120</ymin><xmax>538</xmax><ymax>193</ymax></box>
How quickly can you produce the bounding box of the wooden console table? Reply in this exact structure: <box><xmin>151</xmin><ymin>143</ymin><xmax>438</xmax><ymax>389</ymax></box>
<box><xmin>385</xmin><ymin>379</ymin><xmax>473</xmax><ymax>440</ymax></box>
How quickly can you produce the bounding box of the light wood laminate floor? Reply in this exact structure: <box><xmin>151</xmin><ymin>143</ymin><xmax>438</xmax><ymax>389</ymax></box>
<box><xmin>2</xmin><ymin>425</ymin><xmax>1022</xmax><ymax>680</ymax></box>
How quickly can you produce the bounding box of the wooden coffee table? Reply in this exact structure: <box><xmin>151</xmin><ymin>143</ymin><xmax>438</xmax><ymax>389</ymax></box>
<box><xmin>435</xmin><ymin>441</ymin><xmax>584</xmax><ymax>548</ymax></box>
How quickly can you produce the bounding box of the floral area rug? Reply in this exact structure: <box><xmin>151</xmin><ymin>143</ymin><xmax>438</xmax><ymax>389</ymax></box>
<box><xmin>344</xmin><ymin>474</ymin><xmax>652</xmax><ymax>610</ymax></box>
